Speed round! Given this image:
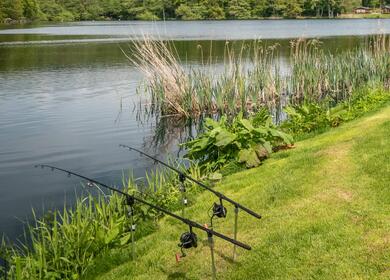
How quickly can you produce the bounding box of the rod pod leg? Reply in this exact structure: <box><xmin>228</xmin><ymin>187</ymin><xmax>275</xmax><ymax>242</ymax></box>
<box><xmin>180</xmin><ymin>189</ymin><xmax>187</xmax><ymax>218</ymax></box>
<box><xmin>207</xmin><ymin>232</ymin><xmax>217</xmax><ymax>280</ymax></box>
<box><xmin>131</xmin><ymin>222</ymin><xmax>136</xmax><ymax>261</ymax></box>
<box><xmin>127</xmin><ymin>198</ymin><xmax>136</xmax><ymax>261</ymax></box>
<box><xmin>233</xmin><ymin>206</ymin><xmax>239</xmax><ymax>261</ymax></box>
<box><xmin>179</xmin><ymin>174</ymin><xmax>187</xmax><ymax>218</ymax></box>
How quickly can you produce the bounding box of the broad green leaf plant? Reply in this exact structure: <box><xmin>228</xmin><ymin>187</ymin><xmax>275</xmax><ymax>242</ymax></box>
<box><xmin>184</xmin><ymin>110</ymin><xmax>293</xmax><ymax>171</ymax></box>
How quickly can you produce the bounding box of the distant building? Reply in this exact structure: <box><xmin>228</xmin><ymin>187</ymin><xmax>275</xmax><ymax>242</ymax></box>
<box><xmin>354</xmin><ymin>7</ymin><xmax>372</xmax><ymax>14</ymax></box>
<box><xmin>382</xmin><ymin>6</ymin><xmax>390</xmax><ymax>14</ymax></box>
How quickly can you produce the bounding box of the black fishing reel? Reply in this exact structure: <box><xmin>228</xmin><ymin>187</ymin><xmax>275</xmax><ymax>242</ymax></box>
<box><xmin>210</xmin><ymin>199</ymin><xmax>227</xmax><ymax>228</ymax></box>
<box><xmin>212</xmin><ymin>202</ymin><xmax>227</xmax><ymax>218</ymax></box>
<box><xmin>178</xmin><ymin>227</ymin><xmax>197</xmax><ymax>257</ymax></box>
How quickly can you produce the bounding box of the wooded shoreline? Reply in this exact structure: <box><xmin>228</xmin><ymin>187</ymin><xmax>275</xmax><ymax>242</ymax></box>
<box><xmin>2</xmin><ymin>0</ymin><xmax>390</xmax><ymax>24</ymax></box>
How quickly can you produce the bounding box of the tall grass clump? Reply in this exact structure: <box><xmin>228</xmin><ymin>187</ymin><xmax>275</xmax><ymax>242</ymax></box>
<box><xmin>1</xmin><ymin>164</ymin><xmax>203</xmax><ymax>280</ymax></box>
<box><xmin>131</xmin><ymin>35</ymin><xmax>390</xmax><ymax>119</ymax></box>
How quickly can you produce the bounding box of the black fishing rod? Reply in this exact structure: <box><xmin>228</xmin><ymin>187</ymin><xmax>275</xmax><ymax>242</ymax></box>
<box><xmin>119</xmin><ymin>144</ymin><xmax>261</xmax><ymax>219</ymax></box>
<box><xmin>35</xmin><ymin>164</ymin><xmax>251</xmax><ymax>252</ymax></box>
<box><xmin>119</xmin><ymin>144</ymin><xmax>262</xmax><ymax>261</ymax></box>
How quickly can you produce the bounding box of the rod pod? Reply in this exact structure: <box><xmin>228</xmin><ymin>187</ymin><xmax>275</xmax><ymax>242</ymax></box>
<box><xmin>125</xmin><ymin>196</ymin><xmax>136</xmax><ymax>261</ymax></box>
<box><xmin>119</xmin><ymin>145</ymin><xmax>262</xmax><ymax>219</ymax></box>
<box><xmin>119</xmin><ymin>144</ymin><xmax>261</xmax><ymax>260</ymax></box>
<box><xmin>35</xmin><ymin>165</ymin><xmax>252</xmax><ymax>252</ymax></box>
<box><xmin>207</xmin><ymin>232</ymin><xmax>217</xmax><ymax>280</ymax></box>
<box><xmin>233</xmin><ymin>206</ymin><xmax>239</xmax><ymax>261</ymax></box>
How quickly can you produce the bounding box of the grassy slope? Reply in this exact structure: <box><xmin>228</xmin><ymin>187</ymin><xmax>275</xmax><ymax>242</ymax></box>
<box><xmin>87</xmin><ymin>105</ymin><xmax>390</xmax><ymax>280</ymax></box>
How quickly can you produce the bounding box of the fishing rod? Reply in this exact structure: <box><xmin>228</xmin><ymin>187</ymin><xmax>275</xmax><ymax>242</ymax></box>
<box><xmin>35</xmin><ymin>164</ymin><xmax>251</xmax><ymax>254</ymax></box>
<box><xmin>36</xmin><ymin>164</ymin><xmax>251</xmax><ymax>279</ymax></box>
<box><xmin>119</xmin><ymin>144</ymin><xmax>261</xmax><ymax>260</ymax></box>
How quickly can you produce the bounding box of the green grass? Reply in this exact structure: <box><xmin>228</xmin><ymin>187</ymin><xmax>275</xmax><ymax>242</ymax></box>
<box><xmin>85</xmin><ymin>105</ymin><xmax>390</xmax><ymax>279</ymax></box>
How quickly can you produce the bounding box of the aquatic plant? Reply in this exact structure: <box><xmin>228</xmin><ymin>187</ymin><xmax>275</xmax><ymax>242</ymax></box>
<box><xmin>132</xmin><ymin>35</ymin><xmax>390</xmax><ymax>120</ymax></box>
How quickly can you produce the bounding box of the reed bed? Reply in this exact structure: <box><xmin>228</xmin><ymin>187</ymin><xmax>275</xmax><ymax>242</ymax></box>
<box><xmin>131</xmin><ymin>35</ymin><xmax>390</xmax><ymax>119</ymax></box>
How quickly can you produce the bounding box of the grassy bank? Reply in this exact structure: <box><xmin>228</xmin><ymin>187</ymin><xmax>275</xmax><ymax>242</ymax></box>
<box><xmin>86</xmin><ymin>104</ymin><xmax>390</xmax><ymax>279</ymax></box>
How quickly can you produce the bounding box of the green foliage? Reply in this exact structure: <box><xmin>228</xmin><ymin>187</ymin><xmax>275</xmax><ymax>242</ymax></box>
<box><xmin>1</xmin><ymin>0</ymin><xmax>24</xmax><ymax>21</ymax></box>
<box><xmin>0</xmin><ymin>0</ymin><xmax>362</xmax><ymax>23</ymax></box>
<box><xmin>282</xmin><ymin>86</ymin><xmax>390</xmax><ymax>135</ymax></box>
<box><xmin>227</xmin><ymin>0</ymin><xmax>252</xmax><ymax>19</ymax></box>
<box><xmin>184</xmin><ymin>110</ymin><xmax>293</xmax><ymax>171</ymax></box>
<box><xmin>175</xmin><ymin>4</ymin><xmax>201</xmax><ymax>20</ymax></box>
<box><xmin>136</xmin><ymin>10</ymin><xmax>159</xmax><ymax>20</ymax></box>
<box><xmin>282</xmin><ymin>102</ymin><xmax>341</xmax><ymax>134</ymax></box>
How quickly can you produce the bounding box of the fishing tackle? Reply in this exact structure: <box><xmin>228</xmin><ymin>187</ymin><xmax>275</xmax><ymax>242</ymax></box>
<box><xmin>35</xmin><ymin>164</ymin><xmax>251</xmax><ymax>255</ymax></box>
<box><xmin>178</xmin><ymin>226</ymin><xmax>197</xmax><ymax>257</ymax></box>
<box><xmin>36</xmin><ymin>164</ymin><xmax>251</xmax><ymax>278</ymax></box>
<box><xmin>119</xmin><ymin>144</ymin><xmax>261</xmax><ymax>260</ymax></box>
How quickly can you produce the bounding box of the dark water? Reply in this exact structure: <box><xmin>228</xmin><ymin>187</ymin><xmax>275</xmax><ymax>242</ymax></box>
<box><xmin>1</xmin><ymin>20</ymin><xmax>390</xmax><ymax>240</ymax></box>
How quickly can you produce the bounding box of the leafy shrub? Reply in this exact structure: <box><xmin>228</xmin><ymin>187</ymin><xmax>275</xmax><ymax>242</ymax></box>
<box><xmin>281</xmin><ymin>102</ymin><xmax>339</xmax><ymax>134</ymax></box>
<box><xmin>282</xmin><ymin>86</ymin><xmax>390</xmax><ymax>135</ymax></box>
<box><xmin>184</xmin><ymin>110</ymin><xmax>293</xmax><ymax>171</ymax></box>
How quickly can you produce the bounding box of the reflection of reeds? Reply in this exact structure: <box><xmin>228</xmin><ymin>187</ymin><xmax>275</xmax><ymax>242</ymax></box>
<box><xmin>130</xmin><ymin>35</ymin><xmax>390</xmax><ymax>118</ymax></box>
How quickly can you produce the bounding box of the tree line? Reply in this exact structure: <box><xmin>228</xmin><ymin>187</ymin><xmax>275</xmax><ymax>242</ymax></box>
<box><xmin>1</xmin><ymin>0</ymin><xmax>389</xmax><ymax>23</ymax></box>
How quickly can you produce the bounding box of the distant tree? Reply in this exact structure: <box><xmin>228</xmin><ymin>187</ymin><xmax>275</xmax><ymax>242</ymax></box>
<box><xmin>2</xmin><ymin>0</ymin><xmax>24</xmax><ymax>20</ymax></box>
<box><xmin>1</xmin><ymin>0</ymin><xmax>364</xmax><ymax>23</ymax></box>
<box><xmin>23</xmin><ymin>0</ymin><xmax>42</xmax><ymax>20</ymax></box>
<box><xmin>285</xmin><ymin>0</ymin><xmax>304</xmax><ymax>18</ymax></box>
<box><xmin>176</xmin><ymin>4</ymin><xmax>202</xmax><ymax>20</ymax></box>
<box><xmin>207</xmin><ymin>5</ymin><xmax>225</xmax><ymax>19</ymax></box>
<box><xmin>227</xmin><ymin>0</ymin><xmax>252</xmax><ymax>19</ymax></box>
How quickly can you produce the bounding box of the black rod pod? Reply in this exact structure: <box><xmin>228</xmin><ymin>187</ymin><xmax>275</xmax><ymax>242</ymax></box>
<box><xmin>119</xmin><ymin>145</ymin><xmax>262</xmax><ymax>220</ymax></box>
<box><xmin>34</xmin><ymin>164</ymin><xmax>251</xmax><ymax>251</ymax></box>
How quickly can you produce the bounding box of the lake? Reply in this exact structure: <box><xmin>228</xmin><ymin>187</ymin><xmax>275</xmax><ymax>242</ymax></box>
<box><xmin>1</xmin><ymin>19</ymin><xmax>390</xmax><ymax>240</ymax></box>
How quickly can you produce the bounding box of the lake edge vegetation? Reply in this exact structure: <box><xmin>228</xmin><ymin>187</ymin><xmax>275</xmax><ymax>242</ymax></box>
<box><xmin>134</xmin><ymin>35</ymin><xmax>390</xmax><ymax>119</ymax></box>
<box><xmin>2</xmin><ymin>0</ymin><xmax>390</xmax><ymax>24</ymax></box>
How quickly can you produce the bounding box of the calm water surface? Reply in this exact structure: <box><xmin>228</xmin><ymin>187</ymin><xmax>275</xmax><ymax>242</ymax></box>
<box><xmin>1</xmin><ymin>20</ymin><xmax>389</xmax><ymax>240</ymax></box>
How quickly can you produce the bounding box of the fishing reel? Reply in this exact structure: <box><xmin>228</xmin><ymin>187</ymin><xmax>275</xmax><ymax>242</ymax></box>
<box><xmin>125</xmin><ymin>196</ymin><xmax>136</xmax><ymax>232</ymax></box>
<box><xmin>210</xmin><ymin>199</ymin><xmax>227</xmax><ymax>228</ymax></box>
<box><xmin>178</xmin><ymin>227</ymin><xmax>197</xmax><ymax>257</ymax></box>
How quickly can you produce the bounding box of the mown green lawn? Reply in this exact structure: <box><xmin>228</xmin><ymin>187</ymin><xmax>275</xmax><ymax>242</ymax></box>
<box><xmin>86</xmin><ymin>105</ymin><xmax>390</xmax><ymax>280</ymax></box>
